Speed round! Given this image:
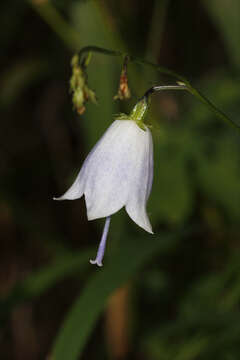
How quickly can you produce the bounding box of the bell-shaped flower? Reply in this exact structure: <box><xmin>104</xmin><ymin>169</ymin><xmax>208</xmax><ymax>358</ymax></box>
<box><xmin>54</xmin><ymin>97</ymin><xmax>153</xmax><ymax>266</ymax></box>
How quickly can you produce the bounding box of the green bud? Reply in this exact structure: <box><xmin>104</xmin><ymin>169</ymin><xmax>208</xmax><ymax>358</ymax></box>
<box><xmin>71</xmin><ymin>54</ymin><xmax>79</xmax><ymax>68</ymax></box>
<box><xmin>70</xmin><ymin>53</ymin><xmax>97</xmax><ymax>115</ymax></box>
<box><xmin>73</xmin><ymin>87</ymin><xmax>84</xmax><ymax>107</ymax></box>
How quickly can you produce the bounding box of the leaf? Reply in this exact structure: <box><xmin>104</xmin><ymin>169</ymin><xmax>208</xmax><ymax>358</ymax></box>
<box><xmin>70</xmin><ymin>1</ymin><xmax>119</xmax><ymax>149</ymax></box>
<box><xmin>196</xmin><ymin>138</ymin><xmax>240</xmax><ymax>220</ymax></box>
<box><xmin>0</xmin><ymin>58</ymin><xmax>49</xmax><ymax>108</ymax></box>
<box><xmin>186</xmin><ymin>73</ymin><xmax>240</xmax><ymax>130</ymax></box>
<box><xmin>202</xmin><ymin>0</ymin><xmax>240</xmax><ymax>70</ymax></box>
<box><xmin>149</xmin><ymin>136</ymin><xmax>193</xmax><ymax>225</ymax></box>
<box><xmin>0</xmin><ymin>248</ymin><xmax>93</xmax><ymax>324</ymax></box>
<box><xmin>50</xmin><ymin>231</ymin><xmax>181</xmax><ymax>360</ymax></box>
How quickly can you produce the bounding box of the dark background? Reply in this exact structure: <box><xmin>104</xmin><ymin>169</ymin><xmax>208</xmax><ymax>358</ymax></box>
<box><xmin>1</xmin><ymin>0</ymin><xmax>240</xmax><ymax>359</ymax></box>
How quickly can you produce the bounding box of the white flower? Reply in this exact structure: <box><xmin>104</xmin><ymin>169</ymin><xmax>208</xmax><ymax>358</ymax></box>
<box><xmin>54</xmin><ymin>118</ymin><xmax>153</xmax><ymax>266</ymax></box>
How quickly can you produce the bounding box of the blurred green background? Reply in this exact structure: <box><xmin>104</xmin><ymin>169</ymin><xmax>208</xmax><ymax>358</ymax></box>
<box><xmin>1</xmin><ymin>0</ymin><xmax>240</xmax><ymax>359</ymax></box>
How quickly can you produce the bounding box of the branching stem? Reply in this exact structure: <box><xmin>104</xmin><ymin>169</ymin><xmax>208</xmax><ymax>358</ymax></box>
<box><xmin>77</xmin><ymin>46</ymin><xmax>240</xmax><ymax>132</ymax></box>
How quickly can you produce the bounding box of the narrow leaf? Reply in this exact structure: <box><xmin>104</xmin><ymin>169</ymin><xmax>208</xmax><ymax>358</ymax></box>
<box><xmin>50</xmin><ymin>231</ymin><xmax>180</xmax><ymax>360</ymax></box>
<box><xmin>0</xmin><ymin>248</ymin><xmax>93</xmax><ymax>324</ymax></box>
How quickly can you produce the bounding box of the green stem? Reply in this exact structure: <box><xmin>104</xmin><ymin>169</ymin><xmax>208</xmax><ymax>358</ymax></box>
<box><xmin>186</xmin><ymin>86</ymin><xmax>240</xmax><ymax>131</ymax></box>
<box><xmin>148</xmin><ymin>84</ymin><xmax>188</xmax><ymax>93</ymax></box>
<box><xmin>78</xmin><ymin>46</ymin><xmax>240</xmax><ymax>132</ymax></box>
<box><xmin>128</xmin><ymin>85</ymin><xmax>188</xmax><ymax>129</ymax></box>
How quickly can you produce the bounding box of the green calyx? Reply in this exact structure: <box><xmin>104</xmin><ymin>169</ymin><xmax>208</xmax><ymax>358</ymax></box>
<box><xmin>130</xmin><ymin>97</ymin><xmax>148</xmax><ymax>122</ymax></box>
<box><xmin>115</xmin><ymin>96</ymin><xmax>149</xmax><ymax>130</ymax></box>
<box><xmin>129</xmin><ymin>97</ymin><xmax>149</xmax><ymax>130</ymax></box>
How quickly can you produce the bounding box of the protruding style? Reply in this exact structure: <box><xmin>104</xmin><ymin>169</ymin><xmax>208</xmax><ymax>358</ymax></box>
<box><xmin>54</xmin><ymin>93</ymin><xmax>154</xmax><ymax>266</ymax></box>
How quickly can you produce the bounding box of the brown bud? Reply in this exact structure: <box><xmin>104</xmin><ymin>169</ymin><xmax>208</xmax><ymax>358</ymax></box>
<box><xmin>114</xmin><ymin>56</ymin><xmax>131</xmax><ymax>101</ymax></box>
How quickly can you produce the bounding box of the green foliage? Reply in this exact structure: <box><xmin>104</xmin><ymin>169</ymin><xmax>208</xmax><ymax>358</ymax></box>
<box><xmin>196</xmin><ymin>137</ymin><xmax>240</xmax><ymax>220</ymax></box>
<box><xmin>0</xmin><ymin>58</ymin><xmax>49</xmax><ymax>108</ymax></box>
<box><xmin>144</xmin><ymin>254</ymin><xmax>240</xmax><ymax>360</ymax></box>
<box><xmin>2</xmin><ymin>0</ymin><xmax>240</xmax><ymax>359</ymax></box>
<box><xmin>0</xmin><ymin>248</ymin><xmax>93</xmax><ymax>323</ymax></box>
<box><xmin>69</xmin><ymin>0</ymin><xmax>119</xmax><ymax>148</ymax></box>
<box><xmin>51</xmin><ymin>232</ymin><xmax>179</xmax><ymax>360</ymax></box>
<box><xmin>150</xmin><ymin>139</ymin><xmax>193</xmax><ymax>225</ymax></box>
<box><xmin>202</xmin><ymin>0</ymin><xmax>240</xmax><ymax>70</ymax></box>
<box><xmin>149</xmin><ymin>72</ymin><xmax>240</xmax><ymax>225</ymax></box>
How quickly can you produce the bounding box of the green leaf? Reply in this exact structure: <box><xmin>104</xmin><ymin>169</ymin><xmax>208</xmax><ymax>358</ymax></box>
<box><xmin>149</xmin><ymin>138</ymin><xmax>193</xmax><ymax>225</ymax></box>
<box><xmin>50</xmin><ymin>231</ymin><xmax>181</xmax><ymax>360</ymax></box>
<box><xmin>70</xmin><ymin>1</ymin><xmax>119</xmax><ymax>149</ymax></box>
<box><xmin>0</xmin><ymin>248</ymin><xmax>93</xmax><ymax>324</ymax></box>
<box><xmin>202</xmin><ymin>0</ymin><xmax>240</xmax><ymax>70</ymax></box>
<box><xmin>0</xmin><ymin>58</ymin><xmax>49</xmax><ymax>108</ymax></box>
<box><xmin>196</xmin><ymin>138</ymin><xmax>240</xmax><ymax>220</ymax></box>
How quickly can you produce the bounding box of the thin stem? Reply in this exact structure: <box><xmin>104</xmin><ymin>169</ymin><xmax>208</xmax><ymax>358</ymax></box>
<box><xmin>77</xmin><ymin>46</ymin><xmax>240</xmax><ymax>132</ymax></box>
<box><xmin>78</xmin><ymin>46</ymin><xmax>187</xmax><ymax>82</ymax></box>
<box><xmin>25</xmin><ymin>0</ymin><xmax>238</xmax><ymax>132</ymax></box>
<box><xmin>78</xmin><ymin>46</ymin><xmax>123</xmax><ymax>59</ymax></box>
<box><xmin>186</xmin><ymin>86</ymin><xmax>240</xmax><ymax>131</ymax></box>
<box><xmin>143</xmin><ymin>84</ymin><xmax>188</xmax><ymax>100</ymax></box>
<box><xmin>153</xmin><ymin>85</ymin><xmax>188</xmax><ymax>91</ymax></box>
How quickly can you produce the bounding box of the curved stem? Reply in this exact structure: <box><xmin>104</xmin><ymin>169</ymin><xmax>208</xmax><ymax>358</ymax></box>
<box><xmin>77</xmin><ymin>46</ymin><xmax>240</xmax><ymax>132</ymax></box>
<box><xmin>143</xmin><ymin>84</ymin><xmax>188</xmax><ymax>99</ymax></box>
<box><xmin>78</xmin><ymin>46</ymin><xmax>123</xmax><ymax>59</ymax></box>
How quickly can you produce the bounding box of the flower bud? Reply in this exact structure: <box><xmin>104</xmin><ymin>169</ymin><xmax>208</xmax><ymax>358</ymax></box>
<box><xmin>114</xmin><ymin>56</ymin><xmax>131</xmax><ymax>101</ymax></box>
<box><xmin>70</xmin><ymin>54</ymin><xmax>97</xmax><ymax>115</ymax></box>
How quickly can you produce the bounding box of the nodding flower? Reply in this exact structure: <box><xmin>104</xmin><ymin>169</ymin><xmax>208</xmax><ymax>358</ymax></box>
<box><xmin>54</xmin><ymin>84</ymin><xmax>186</xmax><ymax>267</ymax></box>
<box><xmin>54</xmin><ymin>95</ymin><xmax>153</xmax><ymax>266</ymax></box>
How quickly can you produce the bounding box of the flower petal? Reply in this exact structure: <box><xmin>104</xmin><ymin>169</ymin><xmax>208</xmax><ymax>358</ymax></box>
<box><xmin>54</xmin><ymin>119</ymin><xmax>154</xmax><ymax>233</ymax></box>
<box><xmin>125</xmin><ymin>126</ymin><xmax>153</xmax><ymax>233</ymax></box>
<box><xmin>84</xmin><ymin>120</ymin><xmax>148</xmax><ymax>220</ymax></box>
<box><xmin>53</xmin><ymin>169</ymin><xmax>85</xmax><ymax>200</ymax></box>
<box><xmin>147</xmin><ymin>128</ymin><xmax>154</xmax><ymax>199</ymax></box>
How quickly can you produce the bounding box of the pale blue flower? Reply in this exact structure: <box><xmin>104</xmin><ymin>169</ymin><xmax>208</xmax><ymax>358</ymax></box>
<box><xmin>54</xmin><ymin>119</ymin><xmax>153</xmax><ymax>266</ymax></box>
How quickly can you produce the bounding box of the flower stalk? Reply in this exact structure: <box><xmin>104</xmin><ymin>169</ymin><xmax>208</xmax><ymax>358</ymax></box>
<box><xmin>74</xmin><ymin>46</ymin><xmax>239</xmax><ymax>132</ymax></box>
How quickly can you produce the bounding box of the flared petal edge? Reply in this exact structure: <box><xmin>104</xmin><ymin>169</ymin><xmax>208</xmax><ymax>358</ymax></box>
<box><xmin>125</xmin><ymin>203</ymin><xmax>153</xmax><ymax>234</ymax></box>
<box><xmin>53</xmin><ymin>172</ymin><xmax>84</xmax><ymax>201</ymax></box>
